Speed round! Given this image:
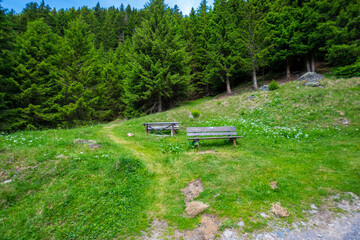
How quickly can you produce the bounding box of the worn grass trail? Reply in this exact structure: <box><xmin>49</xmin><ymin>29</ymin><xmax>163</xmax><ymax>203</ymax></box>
<box><xmin>101</xmin><ymin>124</ymin><xmax>173</xmax><ymax>217</ymax></box>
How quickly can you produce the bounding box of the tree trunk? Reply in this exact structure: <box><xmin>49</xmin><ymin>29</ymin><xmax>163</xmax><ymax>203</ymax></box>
<box><xmin>306</xmin><ymin>59</ymin><xmax>311</xmax><ymax>72</ymax></box>
<box><xmin>158</xmin><ymin>95</ymin><xmax>162</xmax><ymax>113</ymax></box>
<box><xmin>252</xmin><ymin>61</ymin><xmax>258</xmax><ymax>90</ymax></box>
<box><xmin>311</xmin><ymin>55</ymin><xmax>315</xmax><ymax>72</ymax></box>
<box><xmin>286</xmin><ymin>58</ymin><xmax>291</xmax><ymax>80</ymax></box>
<box><xmin>226</xmin><ymin>75</ymin><xmax>231</xmax><ymax>94</ymax></box>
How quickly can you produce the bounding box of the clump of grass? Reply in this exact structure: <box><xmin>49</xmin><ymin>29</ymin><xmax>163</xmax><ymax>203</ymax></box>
<box><xmin>269</xmin><ymin>80</ymin><xmax>280</xmax><ymax>91</ymax></box>
<box><xmin>191</xmin><ymin>110</ymin><xmax>201</xmax><ymax>118</ymax></box>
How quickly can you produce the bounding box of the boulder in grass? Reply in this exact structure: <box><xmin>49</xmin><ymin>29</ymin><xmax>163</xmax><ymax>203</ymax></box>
<box><xmin>185</xmin><ymin>201</ymin><xmax>209</xmax><ymax>218</ymax></box>
<box><xmin>271</xmin><ymin>203</ymin><xmax>289</xmax><ymax>217</ymax></box>
<box><xmin>260</xmin><ymin>85</ymin><xmax>269</xmax><ymax>91</ymax></box>
<box><xmin>297</xmin><ymin>72</ymin><xmax>324</xmax><ymax>83</ymax></box>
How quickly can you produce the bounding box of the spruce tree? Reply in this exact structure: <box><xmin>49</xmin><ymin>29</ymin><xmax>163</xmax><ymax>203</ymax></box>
<box><xmin>206</xmin><ymin>0</ymin><xmax>243</xmax><ymax>94</ymax></box>
<box><xmin>12</xmin><ymin>18</ymin><xmax>61</xmax><ymax>130</ymax></box>
<box><xmin>0</xmin><ymin>3</ymin><xmax>18</xmax><ymax>131</ymax></box>
<box><xmin>237</xmin><ymin>1</ymin><xmax>271</xmax><ymax>90</ymax></box>
<box><xmin>124</xmin><ymin>0</ymin><xmax>190</xmax><ymax>116</ymax></box>
<box><xmin>58</xmin><ymin>17</ymin><xmax>106</xmax><ymax>125</ymax></box>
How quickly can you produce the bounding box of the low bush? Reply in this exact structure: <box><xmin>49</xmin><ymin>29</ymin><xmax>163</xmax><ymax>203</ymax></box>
<box><xmin>333</xmin><ymin>58</ymin><xmax>360</xmax><ymax>78</ymax></box>
<box><xmin>191</xmin><ymin>110</ymin><xmax>201</xmax><ymax>118</ymax></box>
<box><xmin>269</xmin><ymin>80</ymin><xmax>280</xmax><ymax>91</ymax></box>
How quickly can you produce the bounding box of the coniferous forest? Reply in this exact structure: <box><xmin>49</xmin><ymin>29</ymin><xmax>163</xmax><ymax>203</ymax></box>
<box><xmin>1</xmin><ymin>0</ymin><xmax>359</xmax><ymax>131</ymax></box>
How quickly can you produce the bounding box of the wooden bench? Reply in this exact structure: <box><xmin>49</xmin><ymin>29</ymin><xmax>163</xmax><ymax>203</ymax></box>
<box><xmin>142</xmin><ymin>122</ymin><xmax>179</xmax><ymax>137</ymax></box>
<box><xmin>187</xmin><ymin>126</ymin><xmax>243</xmax><ymax>148</ymax></box>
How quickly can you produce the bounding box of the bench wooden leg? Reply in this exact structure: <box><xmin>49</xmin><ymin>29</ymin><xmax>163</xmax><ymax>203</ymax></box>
<box><xmin>232</xmin><ymin>138</ymin><xmax>237</xmax><ymax>147</ymax></box>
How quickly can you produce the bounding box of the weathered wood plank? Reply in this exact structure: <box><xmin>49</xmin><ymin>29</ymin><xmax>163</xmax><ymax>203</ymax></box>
<box><xmin>186</xmin><ymin>126</ymin><xmax>236</xmax><ymax>132</ymax></box>
<box><xmin>142</xmin><ymin>122</ymin><xmax>179</xmax><ymax>125</ymax></box>
<box><xmin>187</xmin><ymin>132</ymin><xmax>237</xmax><ymax>136</ymax></box>
<box><xmin>188</xmin><ymin>136</ymin><xmax>243</xmax><ymax>140</ymax></box>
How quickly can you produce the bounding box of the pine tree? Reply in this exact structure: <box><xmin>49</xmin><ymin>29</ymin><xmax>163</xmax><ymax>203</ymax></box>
<box><xmin>206</xmin><ymin>0</ymin><xmax>244</xmax><ymax>94</ymax></box>
<box><xmin>238</xmin><ymin>1</ymin><xmax>271</xmax><ymax>90</ymax></box>
<box><xmin>13</xmin><ymin>18</ymin><xmax>61</xmax><ymax>130</ymax></box>
<box><xmin>124</xmin><ymin>0</ymin><xmax>190</xmax><ymax>116</ymax></box>
<box><xmin>0</xmin><ymin>3</ymin><xmax>18</xmax><ymax>131</ymax></box>
<box><xmin>184</xmin><ymin>1</ymin><xmax>212</xmax><ymax>96</ymax></box>
<box><xmin>266</xmin><ymin>1</ymin><xmax>307</xmax><ymax>80</ymax></box>
<box><xmin>58</xmin><ymin>17</ymin><xmax>106</xmax><ymax>125</ymax></box>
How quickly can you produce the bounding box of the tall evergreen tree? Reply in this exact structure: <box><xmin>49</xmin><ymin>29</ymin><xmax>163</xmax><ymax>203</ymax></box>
<box><xmin>184</xmin><ymin>1</ymin><xmax>212</xmax><ymax>96</ymax></box>
<box><xmin>124</xmin><ymin>0</ymin><xmax>190</xmax><ymax>116</ymax></box>
<box><xmin>266</xmin><ymin>1</ymin><xmax>307</xmax><ymax>79</ymax></box>
<box><xmin>58</xmin><ymin>17</ymin><xmax>106</xmax><ymax>125</ymax></box>
<box><xmin>206</xmin><ymin>0</ymin><xmax>244</xmax><ymax>94</ymax></box>
<box><xmin>0</xmin><ymin>3</ymin><xmax>18</xmax><ymax>131</ymax></box>
<box><xmin>13</xmin><ymin>18</ymin><xmax>61</xmax><ymax>129</ymax></box>
<box><xmin>238</xmin><ymin>1</ymin><xmax>271</xmax><ymax>90</ymax></box>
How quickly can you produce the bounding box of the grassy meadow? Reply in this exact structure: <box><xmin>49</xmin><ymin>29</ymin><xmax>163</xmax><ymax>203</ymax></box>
<box><xmin>1</xmin><ymin>77</ymin><xmax>360</xmax><ymax>238</ymax></box>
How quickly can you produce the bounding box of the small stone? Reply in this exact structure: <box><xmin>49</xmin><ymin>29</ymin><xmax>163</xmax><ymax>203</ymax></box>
<box><xmin>309</xmin><ymin>210</ymin><xmax>318</xmax><ymax>215</ymax></box>
<box><xmin>238</xmin><ymin>221</ymin><xmax>245</xmax><ymax>228</ymax></box>
<box><xmin>317</xmin><ymin>234</ymin><xmax>322</xmax><ymax>238</ymax></box>
<box><xmin>271</xmin><ymin>203</ymin><xmax>290</xmax><ymax>217</ymax></box>
<box><xmin>328</xmin><ymin>223</ymin><xmax>334</xmax><ymax>227</ymax></box>
<box><xmin>127</xmin><ymin>133</ymin><xmax>133</xmax><ymax>137</ymax></box>
<box><xmin>285</xmin><ymin>228</ymin><xmax>290</xmax><ymax>233</ymax></box>
<box><xmin>246</xmin><ymin>95</ymin><xmax>256</xmax><ymax>100</ymax></box>
<box><xmin>260</xmin><ymin>212</ymin><xmax>269</xmax><ymax>218</ymax></box>
<box><xmin>276</xmin><ymin>230</ymin><xmax>285</xmax><ymax>238</ymax></box>
<box><xmin>2</xmin><ymin>179</ymin><xmax>12</xmax><ymax>184</ymax></box>
<box><xmin>340</xmin><ymin>118</ymin><xmax>350</xmax><ymax>125</ymax></box>
<box><xmin>185</xmin><ymin>201</ymin><xmax>209</xmax><ymax>218</ymax></box>
<box><xmin>56</xmin><ymin>154</ymin><xmax>70</xmax><ymax>159</ymax></box>
<box><xmin>270</xmin><ymin>181</ymin><xmax>278</xmax><ymax>190</ymax></box>
<box><xmin>311</xmin><ymin>204</ymin><xmax>318</xmax><ymax>210</ymax></box>
<box><xmin>256</xmin><ymin>234</ymin><xmax>264</xmax><ymax>239</ymax></box>
<box><xmin>88</xmin><ymin>143</ymin><xmax>101</xmax><ymax>149</ymax></box>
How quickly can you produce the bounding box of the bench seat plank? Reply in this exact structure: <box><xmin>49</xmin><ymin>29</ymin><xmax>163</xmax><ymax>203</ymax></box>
<box><xmin>187</xmin><ymin>132</ymin><xmax>237</xmax><ymax>136</ymax></box>
<box><xmin>187</xmin><ymin>126</ymin><xmax>236</xmax><ymax>132</ymax></box>
<box><xmin>188</xmin><ymin>136</ymin><xmax>243</xmax><ymax>140</ymax></box>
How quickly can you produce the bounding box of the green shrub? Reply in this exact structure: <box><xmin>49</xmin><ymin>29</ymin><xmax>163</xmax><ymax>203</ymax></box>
<box><xmin>191</xmin><ymin>110</ymin><xmax>201</xmax><ymax>118</ymax></box>
<box><xmin>333</xmin><ymin>58</ymin><xmax>360</xmax><ymax>78</ymax></box>
<box><xmin>269</xmin><ymin>80</ymin><xmax>280</xmax><ymax>91</ymax></box>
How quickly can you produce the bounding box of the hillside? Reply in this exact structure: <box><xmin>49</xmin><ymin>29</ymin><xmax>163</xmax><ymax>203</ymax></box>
<box><xmin>1</xmin><ymin>77</ymin><xmax>360</xmax><ymax>239</ymax></box>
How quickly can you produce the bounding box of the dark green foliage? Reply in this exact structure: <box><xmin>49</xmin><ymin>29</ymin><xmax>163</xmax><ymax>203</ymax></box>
<box><xmin>124</xmin><ymin>0</ymin><xmax>190</xmax><ymax>117</ymax></box>
<box><xmin>206</xmin><ymin>0</ymin><xmax>244</xmax><ymax>94</ymax></box>
<box><xmin>1</xmin><ymin>0</ymin><xmax>359</xmax><ymax>130</ymax></box>
<box><xmin>269</xmin><ymin>80</ymin><xmax>280</xmax><ymax>91</ymax></box>
<box><xmin>333</xmin><ymin>58</ymin><xmax>360</xmax><ymax>78</ymax></box>
<box><xmin>0</xmin><ymin>3</ymin><xmax>18</xmax><ymax>130</ymax></box>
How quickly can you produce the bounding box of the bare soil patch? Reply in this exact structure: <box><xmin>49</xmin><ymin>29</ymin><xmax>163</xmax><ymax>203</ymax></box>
<box><xmin>181</xmin><ymin>179</ymin><xmax>205</xmax><ymax>203</ymax></box>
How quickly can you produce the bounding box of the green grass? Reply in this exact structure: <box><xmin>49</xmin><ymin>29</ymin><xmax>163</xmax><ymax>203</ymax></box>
<box><xmin>1</xmin><ymin>77</ymin><xmax>360</xmax><ymax>238</ymax></box>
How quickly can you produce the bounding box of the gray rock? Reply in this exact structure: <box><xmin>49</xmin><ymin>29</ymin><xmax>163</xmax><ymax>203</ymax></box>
<box><xmin>246</xmin><ymin>95</ymin><xmax>256</xmax><ymax>100</ymax></box>
<box><xmin>88</xmin><ymin>143</ymin><xmax>101</xmax><ymax>149</ymax></box>
<box><xmin>260</xmin><ymin>85</ymin><xmax>269</xmax><ymax>91</ymax></box>
<box><xmin>305</xmin><ymin>82</ymin><xmax>321</xmax><ymax>87</ymax></box>
<box><xmin>238</xmin><ymin>221</ymin><xmax>245</xmax><ymax>228</ymax></box>
<box><xmin>297</xmin><ymin>72</ymin><xmax>324</xmax><ymax>82</ymax></box>
<box><xmin>311</xmin><ymin>204</ymin><xmax>318</xmax><ymax>210</ymax></box>
<box><xmin>261</xmin><ymin>212</ymin><xmax>269</xmax><ymax>218</ymax></box>
<box><xmin>277</xmin><ymin>230</ymin><xmax>285</xmax><ymax>238</ymax></box>
<box><xmin>221</xmin><ymin>229</ymin><xmax>239</xmax><ymax>240</ymax></box>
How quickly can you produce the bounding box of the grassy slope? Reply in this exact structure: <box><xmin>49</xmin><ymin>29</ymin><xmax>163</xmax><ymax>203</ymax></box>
<box><xmin>1</xmin><ymin>77</ymin><xmax>360</xmax><ymax>238</ymax></box>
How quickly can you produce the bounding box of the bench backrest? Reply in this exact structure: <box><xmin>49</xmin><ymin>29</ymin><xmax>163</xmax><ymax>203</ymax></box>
<box><xmin>186</xmin><ymin>126</ymin><xmax>237</xmax><ymax>137</ymax></box>
<box><xmin>142</xmin><ymin>122</ymin><xmax>179</xmax><ymax>129</ymax></box>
